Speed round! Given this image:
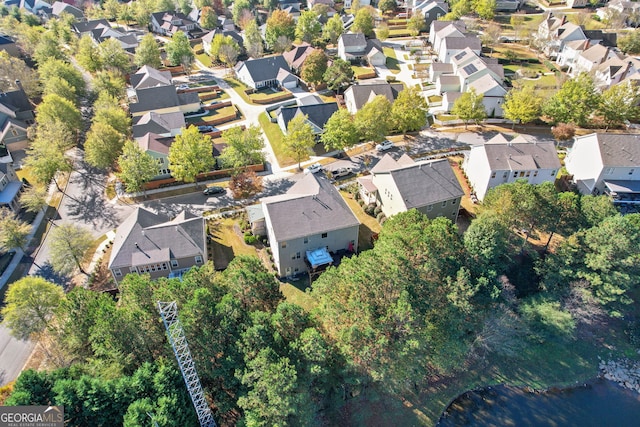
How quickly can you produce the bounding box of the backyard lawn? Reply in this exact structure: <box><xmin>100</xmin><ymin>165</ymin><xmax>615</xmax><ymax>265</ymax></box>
<box><xmin>207</xmin><ymin>217</ymin><xmax>258</xmax><ymax>270</ymax></box>
<box><xmin>341</xmin><ymin>191</ymin><xmax>381</xmax><ymax>252</ymax></box>
<box><xmin>258</xmin><ymin>112</ymin><xmax>298</xmax><ymax>168</ymax></box>
<box><xmin>352</xmin><ymin>65</ymin><xmax>376</xmax><ymax>79</ymax></box>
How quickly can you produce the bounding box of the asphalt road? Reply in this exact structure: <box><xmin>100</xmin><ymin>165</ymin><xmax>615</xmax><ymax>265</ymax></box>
<box><xmin>0</xmin><ymin>325</ymin><xmax>35</xmax><ymax>386</ymax></box>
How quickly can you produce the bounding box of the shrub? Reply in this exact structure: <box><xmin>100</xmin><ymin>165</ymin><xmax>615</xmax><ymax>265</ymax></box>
<box><xmin>386</xmin><ymin>75</ymin><xmax>397</xmax><ymax>82</ymax></box>
<box><xmin>359</xmin><ymin>199</ymin><xmax>366</xmax><ymax>207</ymax></box>
<box><xmin>364</xmin><ymin>204</ymin><xmax>376</xmax><ymax>216</ymax></box>
<box><xmin>374</xmin><ymin>205</ymin><xmax>382</xmax><ymax>216</ymax></box>
<box><xmin>244</xmin><ymin>232</ymin><xmax>257</xmax><ymax>244</ymax></box>
<box><xmin>376</xmin><ymin>212</ymin><xmax>386</xmax><ymax>223</ymax></box>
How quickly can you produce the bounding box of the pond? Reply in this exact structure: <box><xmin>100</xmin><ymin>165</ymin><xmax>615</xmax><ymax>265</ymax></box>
<box><xmin>437</xmin><ymin>379</ymin><xmax>640</xmax><ymax>427</ymax></box>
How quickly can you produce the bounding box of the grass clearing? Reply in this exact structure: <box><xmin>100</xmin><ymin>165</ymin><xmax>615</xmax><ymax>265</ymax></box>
<box><xmin>81</xmin><ymin>234</ymin><xmax>108</xmax><ymax>269</ymax></box>
<box><xmin>196</xmin><ymin>52</ymin><xmax>212</xmax><ymax>67</ymax></box>
<box><xmin>352</xmin><ymin>65</ymin><xmax>376</xmax><ymax>79</ymax></box>
<box><xmin>207</xmin><ymin>217</ymin><xmax>258</xmax><ymax>269</ymax></box>
<box><xmin>280</xmin><ymin>281</ymin><xmax>316</xmax><ymax>312</ymax></box>
<box><xmin>258</xmin><ymin>112</ymin><xmax>298</xmax><ymax>168</ymax></box>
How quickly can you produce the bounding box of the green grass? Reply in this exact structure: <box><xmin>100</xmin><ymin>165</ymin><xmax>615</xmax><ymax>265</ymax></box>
<box><xmin>428</xmin><ymin>95</ymin><xmax>443</xmax><ymax>104</ymax></box>
<box><xmin>196</xmin><ymin>52</ymin><xmax>212</xmax><ymax>67</ymax></box>
<box><xmin>223</xmin><ymin>78</ymin><xmax>253</xmax><ymax>104</ymax></box>
<box><xmin>388</xmin><ymin>28</ymin><xmax>412</xmax><ymax>37</ymax></box>
<box><xmin>258</xmin><ymin>112</ymin><xmax>298</xmax><ymax>168</ymax></box>
<box><xmin>185</xmin><ymin>105</ymin><xmax>238</xmax><ymax>125</ymax></box>
<box><xmin>280</xmin><ymin>282</ymin><xmax>316</xmax><ymax>312</ymax></box>
<box><xmin>383</xmin><ymin>47</ymin><xmax>401</xmax><ymax>74</ymax></box>
<box><xmin>352</xmin><ymin>65</ymin><xmax>376</xmax><ymax>79</ymax></box>
<box><xmin>249</xmin><ymin>87</ymin><xmax>292</xmax><ymax>102</ymax></box>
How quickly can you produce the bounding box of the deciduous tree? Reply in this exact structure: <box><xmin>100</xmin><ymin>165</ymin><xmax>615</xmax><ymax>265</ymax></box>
<box><xmin>76</xmin><ymin>35</ymin><xmax>102</xmax><ymax>73</ymax></box>
<box><xmin>474</xmin><ymin>0</ymin><xmax>496</xmax><ymax>20</ymax></box>
<box><xmin>168</xmin><ymin>126</ymin><xmax>215</xmax><ymax>185</ymax></box>
<box><xmin>134</xmin><ymin>33</ymin><xmax>162</xmax><ymax>68</ymax></box>
<box><xmin>321</xmin><ymin>108</ymin><xmax>359</xmax><ymax>151</ymax></box>
<box><xmin>220</xmin><ymin>125</ymin><xmax>265</xmax><ymax>169</ymax></box>
<box><xmin>451</xmin><ymin>87</ymin><xmax>486</xmax><ymax>129</ymax></box>
<box><xmin>85</xmin><ymin>122</ymin><xmax>125</xmax><ymax>169</ymax></box>
<box><xmin>543</xmin><ymin>73</ymin><xmax>601</xmax><ymax>126</ymax></box>
<box><xmin>283</xmin><ymin>114</ymin><xmax>316</xmax><ymax>170</ymax></box>
<box><xmin>322</xmin><ymin>13</ymin><xmax>344</xmax><ymax>45</ymax></box>
<box><xmin>391</xmin><ymin>86</ymin><xmax>428</xmax><ymax>134</ymax></box>
<box><xmin>295</xmin><ymin>10</ymin><xmax>322</xmax><ymax>43</ymax></box>
<box><xmin>38</xmin><ymin>59</ymin><xmax>85</xmax><ymax>97</ymax></box>
<box><xmin>407</xmin><ymin>11</ymin><xmax>425</xmax><ymax>36</ymax></box>
<box><xmin>355</xmin><ymin>94</ymin><xmax>392</xmax><ymax>142</ymax></box>
<box><xmin>503</xmin><ymin>85</ymin><xmax>543</xmax><ymax>128</ymax></box>
<box><xmin>165</xmin><ymin>31</ymin><xmax>194</xmax><ymax>68</ymax></box>
<box><xmin>599</xmin><ymin>81</ymin><xmax>640</xmax><ymax>130</ymax></box>
<box><xmin>117</xmin><ymin>140</ymin><xmax>158</xmax><ymax>194</ymax></box>
<box><xmin>265</xmin><ymin>10</ymin><xmax>295</xmax><ymax>50</ymax></box>
<box><xmin>352</xmin><ymin>7</ymin><xmax>375</xmax><ymax>37</ymax></box>
<box><xmin>35</xmin><ymin>94</ymin><xmax>82</xmax><ymax>135</ymax></box>
<box><xmin>49</xmin><ymin>223</ymin><xmax>93</xmax><ymax>275</ymax></box>
<box><xmin>20</xmin><ymin>185</ymin><xmax>49</xmax><ymax>214</ymax></box>
<box><xmin>0</xmin><ymin>52</ymin><xmax>39</xmax><ymax>97</ymax></box>
<box><xmin>618</xmin><ymin>30</ymin><xmax>640</xmax><ymax>54</ymax></box>
<box><xmin>229</xmin><ymin>170</ymin><xmax>263</xmax><ymax>199</ymax></box>
<box><xmin>378</xmin><ymin>0</ymin><xmax>396</xmax><ymax>13</ymax></box>
<box><xmin>1</xmin><ymin>277</ymin><xmax>64</xmax><ymax>340</ymax></box>
<box><xmin>300</xmin><ymin>49</ymin><xmax>328</xmax><ymax>87</ymax></box>
<box><xmin>244</xmin><ymin>20</ymin><xmax>264</xmax><ymax>58</ymax></box>
<box><xmin>199</xmin><ymin>6</ymin><xmax>218</xmax><ymax>30</ymax></box>
<box><xmin>0</xmin><ymin>209</ymin><xmax>31</xmax><ymax>252</ymax></box>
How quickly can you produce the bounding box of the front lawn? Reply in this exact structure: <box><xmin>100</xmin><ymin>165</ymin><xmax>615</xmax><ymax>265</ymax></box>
<box><xmin>383</xmin><ymin>47</ymin><xmax>401</xmax><ymax>74</ymax></box>
<box><xmin>223</xmin><ymin>78</ymin><xmax>253</xmax><ymax>104</ymax></box>
<box><xmin>258</xmin><ymin>112</ymin><xmax>298</xmax><ymax>168</ymax></box>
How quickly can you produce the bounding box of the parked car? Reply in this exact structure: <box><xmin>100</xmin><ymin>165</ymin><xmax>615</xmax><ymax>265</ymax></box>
<box><xmin>304</xmin><ymin>163</ymin><xmax>323</xmax><ymax>174</ymax></box>
<box><xmin>376</xmin><ymin>140</ymin><xmax>394</xmax><ymax>152</ymax></box>
<box><xmin>203</xmin><ymin>186</ymin><xmax>225</xmax><ymax>195</ymax></box>
<box><xmin>198</xmin><ymin>125</ymin><xmax>214</xmax><ymax>133</ymax></box>
<box><xmin>332</xmin><ymin>167</ymin><xmax>352</xmax><ymax>178</ymax></box>
<box><xmin>176</xmin><ymin>84</ymin><xmax>190</xmax><ymax>90</ymax></box>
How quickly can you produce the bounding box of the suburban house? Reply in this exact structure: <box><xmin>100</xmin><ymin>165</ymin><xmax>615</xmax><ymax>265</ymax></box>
<box><xmin>567</xmin><ymin>0</ymin><xmax>589</xmax><ymax>7</ymax></box>
<box><xmin>0</xmin><ymin>81</ymin><xmax>35</xmax><ymax>154</ymax></box>
<box><xmin>283</xmin><ymin>42</ymin><xmax>317</xmax><ymax>73</ymax></box>
<box><xmin>463</xmin><ymin>134</ymin><xmax>561</xmax><ymax>201</ymax></box>
<box><xmin>337</xmin><ymin>33</ymin><xmax>385</xmax><ymax>66</ymax></box>
<box><xmin>50</xmin><ymin>1</ymin><xmax>84</xmax><ymax>20</ymax></box>
<box><xmin>343</xmin><ymin>80</ymin><xmax>404</xmax><ymax>114</ymax></box>
<box><xmin>437</xmin><ymin>36</ymin><xmax>482</xmax><ymax>63</ymax></box>
<box><xmin>259</xmin><ymin>173</ymin><xmax>360</xmax><ymax>277</ymax></box>
<box><xmin>151</xmin><ymin>11</ymin><xmax>199</xmax><ymax>37</ymax></box>
<box><xmin>556</xmin><ymin>39</ymin><xmax>592</xmax><ymax>70</ymax></box>
<box><xmin>0</xmin><ymin>155</ymin><xmax>22</xmax><ymax>213</ymax></box>
<box><xmin>0</xmin><ymin>35</ymin><xmax>20</xmax><ymax>57</ymax></box>
<box><xmin>132</xmin><ymin>111</ymin><xmax>185</xmax><ymax>138</ymax></box>
<box><xmin>89</xmin><ymin>25</ymin><xmax>142</xmax><ymax>53</ymax></box>
<box><xmin>234</xmin><ymin>55</ymin><xmax>297</xmax><ymax>89</ymax></box>
<box><xmin>218</xmin><ymin>16</ymin><xmax>236</xmax><ymax>31</ymax></box>
<box><xmin>597</xmin><ymin>0</ymin><xmax>640</xmax><ymax>26</ymax></box>
<box><xmin>495</xmin><ymin>0</ymin><xmax>522</xmax><ymax>11</ymax></box>
<box><xmin>565</xmin><ymin>133</ymin><xmax>640</xmax><ymax>202</ymax></box>
<box><xmin>413</xmin><ymin>0</ymin><xmax>448</xmax><ymax>29</ymax></box>
<box><xmin>202</xmin><ymin>29</ymin><xmax>244</xmax><ymax>56</ymax></box>
<box><xmin>130</xmin><ymin>65</ymin><xmax>173</xmax><ymax>90</ymax></box>
<box><xmin>129</xmin><ymin>85</ymin><xmax>201</xmax><ymax>117</ymax></box>
<box><xmin>108</xmin><ymin>207</ymin><xmax>207</xmax><ymax>283</ymax></box>
<box><xmin>594</xmin><ymin>58</ymin><xmax>640</xmax><ymax>90</ymax></box>
<box><xmin>429</xmin><ymin>20</ymin><xmax>467</xmax><ymax>54</ymax></box>
<box><xmin>441</xmin><ymin>75</ymin><xmax>507</xmax><ymax>117</ymax></box>
<box><xmin>276</xmin><ymin>102</ymin><xmax>339</xmax><ymax>134</ymax></box>
<box><xmin>72</xmin><ymin>19</ymin><xmax>111</xmax><ymax>37</ymax></box>
<box><xmin>135</xmin><ymin>133</ymin><xmax>174</xmax><ymax>178</ymax></box>
<box><xmin>17</xmin><ymin>0</ymin><xmax>50</xmax><ymax>15</ymax></box>
<box><xmin>536</xmin><ymin>14</ymin><xmax>587</xmax><ymax>58</ymax></box>
<box><xmin>343</xmin><ymin>0</ymin><xmax>370</xmax><ymax>8</ymax></box>
<box><xmin>569</xmin><ymin>44</ymin><xmax>622</xmax><ymax>77</ymax></box>
<box><xmin>358</xmin><ymin>154</ymin><xmax>464</xmax><ymax>220</ymax></box>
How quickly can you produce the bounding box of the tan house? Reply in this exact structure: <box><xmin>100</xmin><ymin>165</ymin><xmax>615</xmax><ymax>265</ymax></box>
<box><xmin>108</xmin><ymin>208</ymin><xmax>207</xmax><ymax>283</ymax></box>
<box><xmin>260</xmin><ymin>173</ymin><xmax>360</xmax><ymax>277</ymax></box>
<box><xmin>358</xmin><ymin>154</ymin><xmax>464</xmax><ymax>221</ymax></box>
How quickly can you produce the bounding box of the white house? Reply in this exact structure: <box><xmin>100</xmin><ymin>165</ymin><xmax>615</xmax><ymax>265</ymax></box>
<box><xmin>234</xmin><ymin>55</ymin><xmax>296</xmax><ymax>89</ymax></box>
<box><xmin>537</xmin><ymin>14</ymin><xmax>587</xmax><ymax>58</ymax></box>
<box><xmin>570</xmin><ymin>44</ymin><xmax>621</xmax><ymax>77</ymax></box>
<box><xmin>565</xmin><ymin>133</ymin><xmax>640</xmax><ymax>199</ymax></box>
<box><xmin>429</xmin><ymin>20</ymin><xmax>466</xmax><ymax>54</ymax></box>
<box><xmin>337</xmin><ymin>33</ymin><xmax>385</xmax><ymax>66</ymax></box>
<box><xmin>437</xmin><ymin>36</ymin><xmax>482</xmax><ymax>64</ymax></box>
<box><xmin>260</xmin><ymin>173</ymin><xmax>360</xmax><ymax>277</ymax></box>
<box><xmin>463</xmin><ymin>134</ymin><xmax>561</xmax><ymax>200</ymax></box>
<box><xmin>358</xmin><ymin>154</ymin><xmax>464</xmax><ymax>220</ymax></box>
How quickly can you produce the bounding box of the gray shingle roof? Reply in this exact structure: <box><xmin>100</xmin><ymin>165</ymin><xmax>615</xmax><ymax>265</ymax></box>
<box><xmin>589</xmin><ymin>133</ymin><xmax>640</xmax><ymax>167</ymax></box>
<box><xmin>390</xmin><ymin>159</ymin><xmax>464</xmax><ymax>209</ymax></box>
<box><xmin>130</xmin><ymin>65</ymin><xmax>173</xmax><ymax>89</ymax></box>
<box><xmin>132</xmin><ymin>111</ymin><xmax>185</xmax><ymax>138</ymax></box>
<box><xmin>344</xmin><ymin>81</ymin><xmax>404</xmax><ymax>111</ymax></box>
<box><xmin>72</xmin><ymin>19</ymin><xmax>110</xmax><ymax>34</ymax></box>
<box><xmin>109</xmin><ymin>208</ymin><xmax>205</xmax><ymax>269</ymax></box>
<box><xmin>442</xmin><ymin>36</ymin><xmax>482</xmax><ymax>51</ymax></box>
<box><xmin>135</xmin><ymin>132</ymin><xmax>174</xmax><ymax>154</ymax></box>
<box><xmin>261</xmin><ymin>174</ymin><xmax>359</xmax><ymax>242</ymax></box>
<box><xmin>129</xmin><ymin>86</ymin><xmax>199</xmax><ymax>114</ymax></box>
<box><xmin>482</xmin><ymin>135</ymin><xmax>561</xmax><ymax>170</ymax></box>
<box><xmin>339</xmin><ymin>32</ymin><xmax>366</xmax><ymax>48</ymax></box>
<box><xmin>236</xmin><ymin>55</ymin><xmax>290</xmax><ymax>84</ymax></box>
<box><xmin>278</xmin><ymin>103</ymin><xmax>338</xmax><ymax>133</ymax></box>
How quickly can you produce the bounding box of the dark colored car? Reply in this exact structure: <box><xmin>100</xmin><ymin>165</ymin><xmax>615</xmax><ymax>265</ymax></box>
<box><xmin>203</xmin><ymin>186</ymin><xmax>225</xmax><ymax>195</ymax></box>
<box><xmin>198</xmin><ymin>125</ymin><xmax>215</xmax><ymax>133</ymax></box>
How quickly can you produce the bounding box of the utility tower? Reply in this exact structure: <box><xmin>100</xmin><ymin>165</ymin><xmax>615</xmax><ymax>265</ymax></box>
<box><xmin>157</xmin><ymin>301</ymin><xmax>217</xmax><ymax>427</ymax></box>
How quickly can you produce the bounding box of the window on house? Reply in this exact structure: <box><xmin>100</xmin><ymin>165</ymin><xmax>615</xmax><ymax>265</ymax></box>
<box><xmin>171</xmin><ymin>259</ymin><xmax>178</xmax><ymax>268</ymax></box>
<box><xmin>551</xmin><ymin>170</ymin><xmax>556</xmax><ymax>176</ymax></box>
<box><xmin>292</xmin><ymin>254</ymin><xmax>296</xmax><ymax>260</ymax></box>
<box><xmin>294</xmin><ymin>268</ymin><xmax>299</xmax><ymax>272</ymax></box>
<box><xmin>534</xmin><ymin>171</ymin><xmax>538</xmax><ymax>177</ymax></box>
<box><xmin>519</xmin><ymin>171</ymin><xmax>525</xmax><ymax>177</ymax></box>
<box><xmin>503</xmin><ymin>171</ymin><xmax>508</xmax><ymax>178</ymax></box>
<box><xmin>491</xmin><ymin>172</ymin><xmax>496</xmax><ymax>179</ymax></box>
<box><xmin>130</xmin><ymin>267</ymin><xmax>137</xmax><ymax>273</ymax></box>
<box><xmin>296</xmin><ymin>252</ymin><xmax>300</xmax><ymax>259</ymax></box>
<box><xmin>321</xmin><ymin>233</ymin><xmax>327</xmax><ymax>238</ymax></box>
<box><xmin>525</xmin><ymin>171</ymin><xmax>531</xmax><ymax>177</ymax></box>
<box><xmin>10</xmin><ymin>129</ymin><xmax>18</xmax><ymax>136</ymax></box>
<box><xmin>427</xmin><ymin>205</ymin><xmax>433</xmax><ymax>211</ymax></box>
<box><xmin>630</xmin><ymin>169</ymin><xmax>635</xmax><ymax>175</ymax></box>
<box><xmin>158</xmin><ymin>158</ymin><xmax>164</xmax><ymax>164</ymax></box>
<box><xmin>513</xmin><ymin>171</ymin><xmax>518</xmax><ymax>178</ymax></box>
<box><xmin>114</xmin><ymin>269</ymin><xmax>122</xmax><ymax>277</ymax></box>
<box><xmin>195</xmin><ymin>255</ymin><xmax>203</xmax><ymax>264</ymax></box>
<box><xmin>442</xmin><ymin>201</ymin><xmax>447</xmax><ymax>207</ymax></box>
<box><xmin>605</xmin><ymin>168</ymin><xmax>614</xmax><ymax>175</ymax></box>
<box><xmin>303</xmin><ymin>237</ymin><xmax>308</xmax><ymax>244</ymax></box>
<box><xmin>281</xmin><ymin>242</ymin><xmax>287</xmax><ymax>248</ymax></box>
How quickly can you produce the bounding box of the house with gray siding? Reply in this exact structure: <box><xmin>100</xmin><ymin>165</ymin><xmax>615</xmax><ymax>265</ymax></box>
<box><xmin>260</xmin><ymin>173</ymin><xmax>360</xmax><ymax>277</ymax></box>
<box><xmin>0</xmin><ymin>81</ymin><xmax>35</xmax><ymax>154</ymax></box>
<box><xmin>359</xmin><ymin>154</ymin><xmax>464</xmax><ymax>221</ymax></box>
<box><xmin>108</xmin><ymin>208</ymin><xmax>207</xmax><ymax>283</ymax></box>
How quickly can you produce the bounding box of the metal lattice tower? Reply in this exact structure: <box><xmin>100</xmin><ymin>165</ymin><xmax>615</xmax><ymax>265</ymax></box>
<box><xmin>157</xmin><ymin>301</ymin><xmax>217</xmax><ymax>427</ymax></box>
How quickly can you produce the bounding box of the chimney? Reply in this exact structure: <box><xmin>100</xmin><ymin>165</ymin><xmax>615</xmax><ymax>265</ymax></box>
<box><xmin>14</xmin><ymin>80</ymin><xmax>23</xmax><ymax>92</ymax></box>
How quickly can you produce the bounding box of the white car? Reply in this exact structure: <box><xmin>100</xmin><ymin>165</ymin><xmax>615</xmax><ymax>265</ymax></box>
<box><xmin>304</xmin><ymin>163</ymin><xmax>323</xmax><ymax>174</ymax></box>
<box><xmin>376</xmin><ymin>140</ymin><xmax>394</xmax><ymax>152</ymax></box>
